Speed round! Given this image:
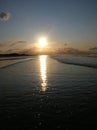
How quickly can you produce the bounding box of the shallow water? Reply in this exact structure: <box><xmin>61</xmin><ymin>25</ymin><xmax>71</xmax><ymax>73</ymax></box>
<box><xmin>0</xmin><ymin>55</ymin><xmax>97</xmax><ymax>129</ymax></box>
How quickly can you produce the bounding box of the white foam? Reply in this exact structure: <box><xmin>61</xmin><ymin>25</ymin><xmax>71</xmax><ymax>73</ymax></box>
<box><xmin>51</xmin><ymin>55</ymin><xmax>97</xmax><ymax>68</ymax></box>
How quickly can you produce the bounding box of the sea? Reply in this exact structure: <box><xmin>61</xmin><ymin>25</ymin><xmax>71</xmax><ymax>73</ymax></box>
<box><xmin>0</xmin><ymin>55</ymin><xmax>97</xmax><ymax>129</ymax></box>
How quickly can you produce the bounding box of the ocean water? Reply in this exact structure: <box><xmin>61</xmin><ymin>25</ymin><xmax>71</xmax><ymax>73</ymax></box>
<box><xmin>0</xmin><ymin>55</ymin><xmax>97</xmax><ymax>129</ymax></box>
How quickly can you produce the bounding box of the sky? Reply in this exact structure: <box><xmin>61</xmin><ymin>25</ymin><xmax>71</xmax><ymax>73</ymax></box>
<box><xmin>0</xmin><ymin>0</ymin><xmax>97</xmax><ymax>54</ymax></box>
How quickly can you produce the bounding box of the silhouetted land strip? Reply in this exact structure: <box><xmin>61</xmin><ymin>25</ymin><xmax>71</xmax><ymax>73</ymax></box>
<box><xmin>0</xmin><ymin>53</ymin><xmax>31</xmax><ymax>57</ymax></box>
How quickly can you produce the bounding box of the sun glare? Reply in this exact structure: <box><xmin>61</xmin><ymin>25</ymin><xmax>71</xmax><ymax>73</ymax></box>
<box><xmin>38</xmin><ymin>37</ymin><xmax>47</xmax><ymax>48</ymax></box>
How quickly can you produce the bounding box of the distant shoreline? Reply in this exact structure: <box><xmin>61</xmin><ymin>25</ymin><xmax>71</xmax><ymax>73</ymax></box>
<box><xmin>0</xmin><ymin>53</ymin><xmax>36</xmax><ymax>57</ymax></box>
<box><xmin>0</xmin><ymin>53</ymin><xmax>97</xmax><ymax>58</ymax></box>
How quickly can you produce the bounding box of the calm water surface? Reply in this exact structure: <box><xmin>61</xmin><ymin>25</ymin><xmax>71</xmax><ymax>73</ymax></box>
<box><xmin>0</xmin><ymin>55</ymin><xmax>97</xmax><ymax>129</ymax></box>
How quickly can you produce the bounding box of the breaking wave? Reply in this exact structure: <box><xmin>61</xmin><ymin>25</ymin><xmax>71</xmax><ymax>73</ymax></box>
<box><xmin>0</xmin><ymin>56</ymin><xmax>34</xmax><ymax>69</ymax></box>
<box><xmin>51</xmin><ymin>55</ymin><xmax>97</xmax><ymax>69</ymax></box>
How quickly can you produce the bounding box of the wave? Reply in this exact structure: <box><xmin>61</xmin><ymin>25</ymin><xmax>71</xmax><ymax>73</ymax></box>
<box><xmin>51</xmin><ymin>55</ymin><xmax>97</xmax><ymax>69</ymax></box>
<box><xmin>0</xmin><ymin>57</ymin><xmax>34</xmax><ymax>69</ymax></box>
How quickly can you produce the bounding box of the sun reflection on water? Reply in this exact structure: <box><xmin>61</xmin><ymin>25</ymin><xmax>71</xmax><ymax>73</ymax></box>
<box><xmin>40</xmin><ymin>55</ymin><xmax>47</xmax><ymax>92</ymax></box>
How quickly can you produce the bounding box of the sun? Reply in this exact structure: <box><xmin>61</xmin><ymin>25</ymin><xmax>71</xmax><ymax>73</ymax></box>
<box><xmin>38</xmin><ymin>37</ymin><xmax>47</xmax><ymax>48</ymax></box>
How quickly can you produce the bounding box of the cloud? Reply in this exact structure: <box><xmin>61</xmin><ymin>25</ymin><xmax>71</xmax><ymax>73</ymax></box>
<box><xmin>0</xmin><ymin>40</ymin><xmax>28</xmax><ymax>54</ymax></box>
<box><xmin>89</xmin><ymin>47</ymin><xmax>97</xmax><ymax>51</ymax></box>
<box><xmin>64</xmin><ymin>47</ymin><xmax>81</xmax><ymax>54</ymax></box>
<box><xmin>5</xmin><ymin>46</ymin><xmax>37</xmax><ymax>55</ymax></box>
<box><xmin>10</xmin><ymin>41</ymin><xmax>27</xmax><ymax>46</ymax></box>
<box><xmin>0</xmin><ymin>43</ymin><xmax>3</xmax><ymax>47</ymax></box>
<box><xmin>0</xmin><ymin>12</ymin><xmax>10</xmax><ymax>21</ymax></box>
<box><xmin>64</xmin><ymin>43</ymin><xmax>68</xmax><ymax>46</ymax></box>
<box><xmin>0</xmin><ymin>50</ymin><xmax>2</xmax><ymax>54</ymax></box>
<box><xmin>17</xmin><ymin>41</ymin><xmax>27</xmax><ymax>43</ymax></box>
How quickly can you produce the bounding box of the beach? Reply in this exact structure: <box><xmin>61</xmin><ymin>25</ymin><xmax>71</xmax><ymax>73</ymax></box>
<box><xmin>0</xmin><ymin>55</ymin><xmax>97</xmax><ymax>129</ymax></box>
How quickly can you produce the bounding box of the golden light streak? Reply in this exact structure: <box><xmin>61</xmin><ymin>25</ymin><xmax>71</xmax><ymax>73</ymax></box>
<box><xmin>40</xmin><ymin>55</ymin><xmax>47</xmax><ymax>91</ymax></box>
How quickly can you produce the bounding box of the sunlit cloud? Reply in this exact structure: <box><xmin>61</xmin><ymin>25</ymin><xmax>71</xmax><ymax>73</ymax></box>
<box><xmin>64</xmin><ymin>43</ymin><xmax>68</xmax><ymax>46</ymax></box>
<box><xmin>64</xmin><ymin>47</ymin><xmax>81</xmax><ymax>54</ymax></box>
<box><xmin>89</xmin><ymin>47</ymin><xmax>97</xmax><ymax>51</ymax></box>
<box><xmin>0</xmin><ymin>43</ymin><xmax>3</xmax><ymax>47</ymax></box>
<box><xmin>0</xmin><ymin>40</ymin><xmax>29</xmax><ymax>54</ymax></box>
<box><xmin>10</xmin><ymin>41</ymin><xmax>27</xmax><ymax>47</ymax></box>
<box><xmin>0</xmin><ymin>12</ymin><xmax>11</xmax><ymax>21</ymax></box>
<box><xmin>0</xmin><ymin>49</ymin><xmax>2</xmax><ymax>53</ymax></box>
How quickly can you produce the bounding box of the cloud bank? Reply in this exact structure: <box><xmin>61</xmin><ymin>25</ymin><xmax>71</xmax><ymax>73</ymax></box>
<box><xmin>0</xmin><ymin>12</ymin><xmax>10</xmax><ymax>21</ymax></box>
<box><xmin>89</xmin><ymin>47</ymin><xmax>97</xmax><ymax>51</ymax></box>
<box><xmin>0</xmin><ymin>40</ymin><xmax>97</xmax><ymax>56</ymax></box>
